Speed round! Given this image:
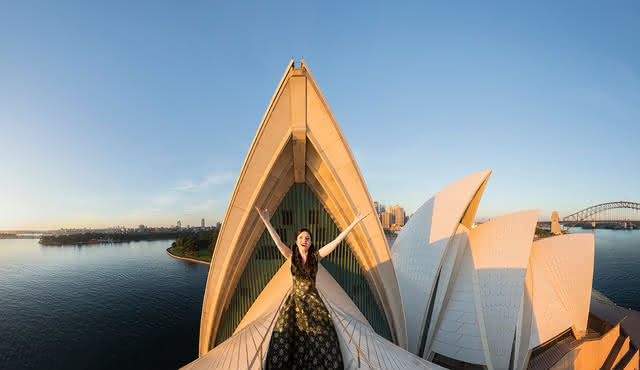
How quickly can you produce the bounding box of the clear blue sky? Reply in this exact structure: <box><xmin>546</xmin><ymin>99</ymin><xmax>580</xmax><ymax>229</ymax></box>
<box><xmin>1</xmin><ymin>1</ymin><xmax>639</xmax><ymax>230</ymax></box>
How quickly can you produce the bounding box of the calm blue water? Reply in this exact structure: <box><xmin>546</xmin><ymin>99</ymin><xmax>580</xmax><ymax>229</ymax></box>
<box><xmin>0</xmin><ymin>239</ymin><xmax>209</xmax><ymax>370</ymax></box>
<box><xmin>571</xmin><ymin>228</ymin><xmax>640</xmax><ymax>311</ymax></box>
<box><xmin>0</xmin><ymin>230</ymin><xmax>639</xmax><ymax>369</ymax></box>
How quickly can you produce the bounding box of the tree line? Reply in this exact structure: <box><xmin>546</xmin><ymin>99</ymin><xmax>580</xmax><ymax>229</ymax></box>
<box><xmin>170</xmin><ymin>229</ymin><xmax>219</xmax><ymax>260</ymax></box>
<box><xmin>40</xmin><ymin>231</ymin><xmax>182</xmax><ymax>245</ymax></box>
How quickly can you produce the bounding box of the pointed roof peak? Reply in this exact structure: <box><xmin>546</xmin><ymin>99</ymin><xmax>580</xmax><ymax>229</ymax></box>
<box><xmin>290</xmin><ymin>58</ymin><xmax>306</xmax><ymax>67</ymax></box>
<box><xmin>200</xmin><ymin>58</ymin><xmax>407</xmax><ymax>354</ymax></box>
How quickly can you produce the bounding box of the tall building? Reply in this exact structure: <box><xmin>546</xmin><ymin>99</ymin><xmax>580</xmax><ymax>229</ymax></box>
<box><xmin>201</xmin><ymin>218</ymin><xmax>205</xmax><ymax>229</ymax></box>
<box><xmin>393</xmin><ymin>205</ymin><xmax>405</xmax><ymax>227</ymax></box>
<box><xmin>374</xmin><ymin>201</ymin><xmax>384</xmax><ymax>223</ymax></box>
<box><xmin>381</xmin><ymin>211</ymin><xmax>392</xmax><ymax>229</ymax></box>
<box><xmin>177</xmin><ymin>220</ymin><xmax>181</xmax><ymax>230</ymax></box>
<box><xmin>373</xmin><ymin>202</ymin><xmax>407</xmax><ymax>230</ymax></box>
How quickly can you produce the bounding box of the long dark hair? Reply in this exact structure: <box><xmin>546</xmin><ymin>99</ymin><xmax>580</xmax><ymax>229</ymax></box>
<box><xmin>292</xmin><ymin>228</ymin><xmax>317</xmax><ymax>277</ymax></box>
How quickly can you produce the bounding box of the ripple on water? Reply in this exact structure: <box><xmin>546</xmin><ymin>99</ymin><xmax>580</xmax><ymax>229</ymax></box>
<box><xmin>0</xmin><ymin>239</ymin><xmax>208</xmax><ymax>370</ymax></box>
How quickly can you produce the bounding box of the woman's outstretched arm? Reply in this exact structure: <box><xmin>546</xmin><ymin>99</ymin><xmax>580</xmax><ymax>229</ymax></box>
<box><xmin>318</xmin><ymin>212</ymin><xmax>370</xmax><ymax>258</ymax></box>
<box><xmin>255</xmin><ymin>207</ymin><xmax>292</xmax><ymax>259</ymax></box>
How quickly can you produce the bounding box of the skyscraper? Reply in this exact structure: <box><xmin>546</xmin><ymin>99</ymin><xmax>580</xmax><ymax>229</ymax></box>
<box><xmin>385</xmin><ymin>204</ymin><xmax>394</xmax><ymax>225</ymax></box>
<box><xmin>201</xmin><ymin>218</ymin><xmax>205</xmax><ymax>229</ymax></box>
<box><xmin>394</xmin><ymin>205</ymin><xmax>405</xmax><ymax>227</ymax></box>
<box><xmin>374</xmin><ymin>201</ymin><xmax>384</xmax><ymax>222</ymax></box>
<box><xmin>177</xmin><ymin>220</ymin><xmax>181</xmax><ymax>230</ymax></box>
<box><xmin>381</xmin><ymin>211</ymin><xmax>392</xmax><ymax>229</ymax></box>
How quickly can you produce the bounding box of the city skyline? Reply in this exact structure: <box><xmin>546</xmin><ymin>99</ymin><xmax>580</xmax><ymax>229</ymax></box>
<box><xmin>0</xmin><ymin>203</ymin><xmax>404</xmax><ymax>232</ymax></box>
<box><xmin>1</xmin><ymin>2</ymin><xmax>639</xmax><ymax>230</ymax></box>
<box><xmin>0</xmin><ymin>199</ymin><xmax>409</xmax><ymax>232</ymax></box>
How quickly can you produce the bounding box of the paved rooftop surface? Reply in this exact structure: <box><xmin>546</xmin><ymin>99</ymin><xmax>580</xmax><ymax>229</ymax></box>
<box><xmin>620</xmin><ymin>309</ymin><xmax>640</xmax><ymax>349</ymax></box>
<box><xmin>590</xmin><ymin>290</ymin><xmax>629</xmax><ymax>327</ymax></box>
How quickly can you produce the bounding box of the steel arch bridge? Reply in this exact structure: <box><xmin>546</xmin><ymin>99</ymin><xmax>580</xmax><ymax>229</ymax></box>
<box><xmin>562</xmin><ymin>201</ymin><xmax>640</xmax><ymax>226</ymax></box>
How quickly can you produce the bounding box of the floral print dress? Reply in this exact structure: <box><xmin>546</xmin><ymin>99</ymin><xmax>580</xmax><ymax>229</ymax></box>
<box><xmin>266</xmin><ymin>251</ymin><xmax>344</xmax><ymax>369</ymax></box>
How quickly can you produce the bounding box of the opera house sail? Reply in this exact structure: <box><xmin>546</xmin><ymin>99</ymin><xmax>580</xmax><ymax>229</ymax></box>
<box><xmin>186</xmin><ymin>61</ymin><xmax>637</xmax><ymax>369</ymax></box>
<box><xmin>191</xmin><ymin>60</ymin><xmax>434</xmax><ymax>369</ymax></box>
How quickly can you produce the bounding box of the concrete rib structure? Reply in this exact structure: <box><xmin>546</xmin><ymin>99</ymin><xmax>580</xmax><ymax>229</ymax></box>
<box><xmin>199</xmin><ymin>60</ymin><xmax>406</xmax><ymax>357</ymax></box>
<box><xmin>188</xmin><ymin>263</ymin><xmax>443</xmax><ymax>369</ymax></box>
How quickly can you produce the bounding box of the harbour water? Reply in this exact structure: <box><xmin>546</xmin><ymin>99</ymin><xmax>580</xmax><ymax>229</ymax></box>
<box><xmin>0</xmin><ymin>230</ymin><xmax>639</xmax><ymax>369</ymax></box>
<box><xmin>0</xmin><ymin>239</ymin><xmax>208</xmax><ymax>369</ymax></box>
<box><xmin>571</xmin><ymin>228</ymin><xmax>640</xmax><ymax>311</ymax></box>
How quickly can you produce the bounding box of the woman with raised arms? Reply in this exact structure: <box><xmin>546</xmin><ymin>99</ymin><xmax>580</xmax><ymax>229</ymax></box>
<box><xmin>255</xmin><ymin>206</ymin><xmax>368</xmax><ymax>370</ymax></box>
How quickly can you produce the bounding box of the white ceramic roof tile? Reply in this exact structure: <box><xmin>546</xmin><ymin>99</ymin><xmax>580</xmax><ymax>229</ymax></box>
<box><xmin>538</xmin><ymin>234</ymin><xmax>594</xmax><ymax>336</ymax></box>
<box><xmin>528</xmin><ymin>265</ymin><xmax>571</xmax><ymax>348</ymax></box>
<box><xmin>435</xmin><ymin>330</ymin><xmax>463</xmax><ymax>345</ymax></box>
<box><xmin>528</xmin><ymin>233</ymin><xmax>594</xmax><ymax>348</ymax></box>
<box><xmin>425</xmin><ymin>228</ymin><xmax>468</xmax><ymax>349</ymax></box>
<box><xmin>440</xmin><ymin>320</ymin><xmax>464</xmax><ymax>333</ymax></box>
<box><xmin>458</xmin><ymin>323</ymin><xmax>482</xmax><ymax>337</ymax></box>
<box><xmin>451</xmin><ymin>290</ymin><xmax>474</xmax><ymax>302</ymax></box>
<box><xmin>432</xmin><ymin>339</ymin><xmax>460</xmax><ymax>358</ymax></box>
<box><xmin>456</xmin><ymin>348</ymin><xmax>485</xmax><ymax>364</ymax></box>
<box><xmin>457</xmin><ymin>334</ymin><xmax>483</xmax><ymax>350</ymax></box>
<box><xmin>320</xmin><ymin>290</ymin><xmax>445</xmax><ymax>369</ymax></box>
<box><xmin>459</xmin><ymin>312</ymin><xmax>478</xmax><ymax>324</ymax></box>
<box><xmin>430</xmin><ymin>243</ymin><xmax>485</xmax><ymax>365</ymax></box>
<box><xmin>444</xmin><ymin>310</ymin><xmax>465</xmax><ymax>321</ymax></box>
<box><xmin>392</xmin><ymin>170</ymin><xmax>491</xmax><ymax>354</ymax></box>
<box><xmin>469</xmin><ymin>210</ymin><xmax>538</xmax><ymax>370</ymax></box>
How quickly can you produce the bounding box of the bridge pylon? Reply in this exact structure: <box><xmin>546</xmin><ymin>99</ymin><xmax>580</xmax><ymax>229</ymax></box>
<box><xmin>551</xmin><ymin>211</ymin><xmax>562</xmax><ymax>235</ymax></box>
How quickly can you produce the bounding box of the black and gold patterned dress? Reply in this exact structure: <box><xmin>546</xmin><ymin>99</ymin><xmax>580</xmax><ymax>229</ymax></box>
<box><xmin>266</xmin><ymin>250</ymin><xmax>344</xmax><ymax>369</ymax></box>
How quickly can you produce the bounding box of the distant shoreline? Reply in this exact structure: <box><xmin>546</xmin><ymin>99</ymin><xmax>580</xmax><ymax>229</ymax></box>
<box><xmin>165</xmin><ymin>247</ymin><xmax>210</xmax><ymax>265</ymax></box>
<box><xmin>39</xmin><ymin>231</ymin><xmax>182</xmax><ymax>246</ymax></box>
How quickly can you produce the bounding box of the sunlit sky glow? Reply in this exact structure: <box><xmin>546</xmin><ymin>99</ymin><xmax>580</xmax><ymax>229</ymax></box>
<box><xmin>1</xmin><ymin>1</ymin><xmax>639</xmax><ymax>230</ymax></box>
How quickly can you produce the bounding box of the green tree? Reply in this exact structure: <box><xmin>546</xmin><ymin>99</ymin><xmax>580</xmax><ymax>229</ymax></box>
<box><xmin>183</xmin><ymin>239</ymin><xmax>198</xmax><ymax>257</ymax></box>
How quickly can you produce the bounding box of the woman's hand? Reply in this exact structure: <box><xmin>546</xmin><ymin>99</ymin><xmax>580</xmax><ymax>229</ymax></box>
<box><xmin>254</xmin><ymin>206</ymin><xmax>292</xmax><ymax>259</ymax></box>
<box><xmin>255</xmin><ymin>207</ymin><xmax>270</xmax><ymax>221</ymax></box>
<box><xmin>353</xmin><ymin>211</ymin><xmax>370</xmax><ymax>223</ymax></box>
<box><xmin>319</xmin><ymin>210</ymin><xmax>370</xmax><ymax>258</ymax></box>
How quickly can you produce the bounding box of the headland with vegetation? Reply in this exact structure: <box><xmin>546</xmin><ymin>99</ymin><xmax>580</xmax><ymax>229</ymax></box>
<box><xmin>534</xmin><ymin>227</ymin><xmax>554</xmax><ymax>239</ymax></box>
<box><xmin>40</xmin><ymin>231</ymin><xmax>183</xmax><ymax>246</ymax></box>
<box><xmin>39</xmin><ymin>227</ymin><xmax>221</xmax><ymax>263</ymax></box>
<box><xmin>167</xmin><ymin>229</ymin><xmax>219</xmax><ymax>263</ymax></box>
